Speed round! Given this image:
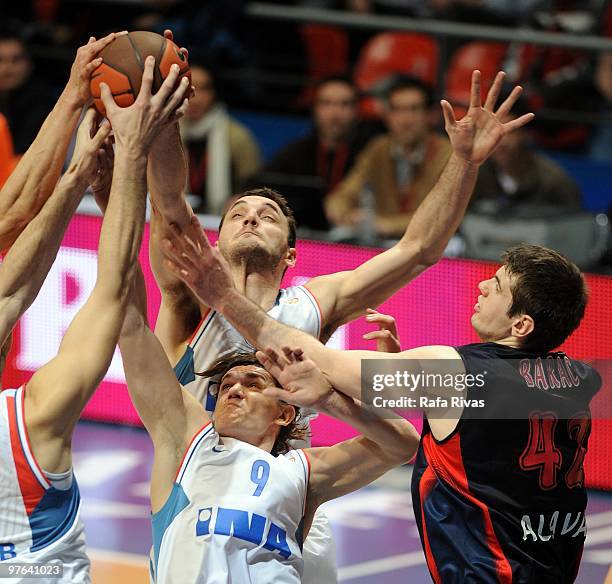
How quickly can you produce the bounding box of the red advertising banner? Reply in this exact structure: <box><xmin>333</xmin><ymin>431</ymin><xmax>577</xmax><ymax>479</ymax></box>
<box><xmin>2</xmin><ymin>214</ymin><xmax>611</xmax><ymax>488</ymax></box>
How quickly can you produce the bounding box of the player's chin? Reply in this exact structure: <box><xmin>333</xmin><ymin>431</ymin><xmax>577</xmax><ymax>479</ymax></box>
<box><xmin>470</xmin><ymin>312</ymin><xmax>481</xmax><ymax>330</ymax></box>
<box><xmin>216</xmin><ymin>404</ymin><xmax>243</xmax><ymax>420</ymax></box>
<box><xmin>232</xmin><ymin>238</ymin><xmax>263</xmax><ymax>252</ymax></box>
<box><xmin>236</xmin><ymin>239</ymin><xmax>273</xmax><ymax>259</ymax></box>
<box><xmin>215</xmin><ymin>412</ymin><xmax>243</xmax><ymax>433</ymax></box>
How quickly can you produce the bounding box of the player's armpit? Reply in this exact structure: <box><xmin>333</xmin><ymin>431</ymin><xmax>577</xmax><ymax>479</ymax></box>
<box><xmin>305</xmin><ymin>239</ymin><xmax>427</xmax><ymax>333</ymax></box>
<box><xmin>154</xmin><ymin>295</ymin><xmax>202</xmax><ymax>365</ymax></box>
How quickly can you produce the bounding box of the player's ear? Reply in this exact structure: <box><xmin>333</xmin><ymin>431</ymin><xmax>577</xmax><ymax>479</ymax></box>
<box><xmin>275</xmin><ymin>403</ymin><xmax>296</xmax><ymax>428</ymax></box>
<box><xmin>284</xmin><ymin>247</ymin><xmax>297</xmax><ymax>269</ymax></box>
<box><xmin>511</xmin><ymin>314</ymin><xmax>535</xmax><ymax>343</ymax></box>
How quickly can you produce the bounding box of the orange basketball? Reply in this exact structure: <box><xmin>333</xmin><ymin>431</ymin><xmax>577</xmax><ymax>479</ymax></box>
<box><xmin>90</xmin><ymin>31</ymin><xmax>191</xmax><ymax>115</ymax></box>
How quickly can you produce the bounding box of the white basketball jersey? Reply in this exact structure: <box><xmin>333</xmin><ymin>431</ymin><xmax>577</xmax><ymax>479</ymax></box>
<box><xmin>172</xmin><ymin>284</ymin><xmax>338</xmax><ymax>584</ymax></box>
<box><xmin>0</xmin><ymin>387</ymin><xmax>89</xmax><ymax>583</ymax></box>
<box><xmin>174</xmin><ymin>285</ymin><xmax>321</xmax><ymax>409</ymax></box>
<box><xmin>151</xmin><ymin>422</ymin><xmax>309</xmax><ymax>584</ymax></box>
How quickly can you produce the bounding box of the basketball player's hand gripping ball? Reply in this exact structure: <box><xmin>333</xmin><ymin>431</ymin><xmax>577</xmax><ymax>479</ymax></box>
<box><xmin>89</xmin><ymin>31</ymin><xmax>191</xmax><ymax>116</ymax></box>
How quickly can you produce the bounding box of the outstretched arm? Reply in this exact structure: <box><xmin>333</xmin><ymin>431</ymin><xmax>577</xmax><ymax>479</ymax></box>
<box><xmin>257</xmin><ymin>348</ymin><xmax>419</xmax><ymax>507</ymax></box>
<box><xmin>119</xmin><ymin>265</ymin><xmax>208</xmax><ymax>509</ymax></box>
<box><xmin>161</xmin><ymin>221</ymin><xmax>462</xmax><ymax>401</ymax></box>
<box><xmin>147</xmin><ymin>30</ymin><xmax>192</xmax><ymax>232</ymax></box>
<box><xmin>0</xmin><ymin>33</ymin><xmax>120</xmax><ymax>251</ymax></box>
<box><xmin>146</xmin><ymin>30</ymin><xmax>202</xmax><ymax>360</ymax></box>
<box><xmin>307</xmin><ymin>71</ymin><xmax>535</xmax><ymax>333</ymax></box>
<box><xmin>95</xmin><ymin>127</ymin><xmax>206</xmax><ymax>511</ymax></box>
<box><xmin>24</xmin><ymin>59</ymin><xmax>190</xmax><ymax>473</ymax></box>
<box><xmin>148</xmin><ymin>125</ymin><xmax>203</xmax><ymax>362</ymax></box>
<box><xmin>0</xmin><ymin>110</ymin><xmax>110</xmax><ymax>347</ymax></box>
<box><xmin>119</xmin><ymin>265</ymin><xmax>208</xmax><ymax>446</ymax></box>
<box><xmin>149</xmin><ymin>151</ymin><xmax>202</xmax><ymax>352</ymax></box>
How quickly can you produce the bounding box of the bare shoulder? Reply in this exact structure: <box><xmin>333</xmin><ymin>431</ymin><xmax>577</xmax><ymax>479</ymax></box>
<box><xmin>303</xmin><ymin>272</ymin><xmax>346</xmax><ymax>296</ymax></box>
<box><xmin>400</xmin><ymin>345</ymin><xmax>465</xmax><ymax>375</ymax></box>
<box><xmin>402</xmin><ymin>345</ymin><xmax>462</xmax><ymax>360</ymax></box>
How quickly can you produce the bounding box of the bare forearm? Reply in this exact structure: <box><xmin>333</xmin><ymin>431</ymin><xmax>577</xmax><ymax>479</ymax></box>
<box><xmin>399</xmin><ymin>153</ymin><xmax>478</xmax><ymax>264</ymax></box>
<box><xmin>119</xmin><ymin>276</ymin><xmax>155</xmax><ymax>421</ymax></box>
<box><xmin>218</xmin><ymin>288</ymin><xmax>367</xmax><ymax>396</ymax></box>
<box><xmin>0</xmin><ymin>169</ymin><xmax>87</xmax><ymax>341</ymax></box>
<box><xmin>147</xmin><ymin>124</ymin><xmax>192</xmax><ymax>228</ymax></box>
<box><xmin>119</xmin><ymin>268</ymin><xmax>194</xmax><ymax>442</ymax></box>
<box><xmin>220</xmin><ymin>288</ymin><xmax>330</xmax><ymax>356</ymax></box>
<box><xmin>147</xmin><ymin>125</ymin><xmax>195</xmax><ymax>294</ymax></box>
<box><xmin>319</xmin><ymin>391</ymin><xmax>419</xmax><ymax>461</ymax></box>
<box><xmin>0</xmin><ymin>93</ymin><xmax>82</xmax><ymax>247</ymax></box>
<box><xmin>150</xmin><ymin>210</ymin><xmax>197</xmax><ymax>299</ymax></box>
<box><xmin>98</xmin><ymin>149</ymin><xmax>147</xmax><ymax>292</ymax></box>
<box><xmin>120</xmin><ymin>265</ymin><xmax>149</xmax><ymax>339</ymax></box>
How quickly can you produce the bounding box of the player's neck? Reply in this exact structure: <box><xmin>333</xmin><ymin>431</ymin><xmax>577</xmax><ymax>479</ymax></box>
<box><xmin>229</xmin><ymin>264</ymin><xmax>283</xmax><ymax>312</ymax></box>
<box><xmin>487</xmin><ymin>335</ymin><xmax>523</xmax><ymax>349</ymax></box>
<box><xmin>222</xmin><ymin>428</ymin><xmax>276</xmax><ymax>454</ymax></box>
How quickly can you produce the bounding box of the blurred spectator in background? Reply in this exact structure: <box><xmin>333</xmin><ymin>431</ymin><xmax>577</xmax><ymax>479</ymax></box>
<box><xmin>471</xmin><ymin>91</ymin><xmax>583</xmax><ymax>212</ymax></box>
<box><xmin>0</xmin><ymin>26</ymin><xmax>55</xmax><ymax>154</ymax></box>
<box><xmin>0</xmin><ymin>113</ymin><xmax>16</xmax><ymax>187</ymax></box>
<box><xmin>325</xmin><ymin>75</ymin><xmax>451</xmax><ymax>238</ymax></box>
<box><xmin>254</xmin><ymin>75</ymin><xmax>379</xmax><ymax>231</ymax></box>
<box><xmin>589</xmin><ymin>51</ymin><xmax>612</xmax><ymax>162</ymax></box>
<box><xmin>537</xmin><ymin>51</ymin><xmax>612</xmax><ymax>159</ymax></box>
<box><xmin>180</xmin><ymin>62</ymin><xmax>261</xmax><ymax>215</ymax></box>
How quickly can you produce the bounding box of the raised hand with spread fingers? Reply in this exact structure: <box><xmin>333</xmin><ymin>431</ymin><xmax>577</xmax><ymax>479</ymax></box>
<box><xmin>441</xmin><ymin>70</ymin><xmax>535</xmax><ymax>166</ymax></box>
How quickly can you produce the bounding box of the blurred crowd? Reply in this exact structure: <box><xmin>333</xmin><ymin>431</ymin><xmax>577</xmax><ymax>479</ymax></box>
<box><xmin>0</xmin><ymin>0</ymin><xmax>610</xmax><ymax>263</ymax></box>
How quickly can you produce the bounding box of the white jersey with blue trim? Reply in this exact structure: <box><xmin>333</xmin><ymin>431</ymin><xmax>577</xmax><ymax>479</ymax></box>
<box><xmin>151</xmin><ymin>422</ymin><xmax>309</xmax><ymax>584</ymax></box>
<box><xmin>172</xmin><ymin>284</ymin><xmax>338</xmax><ymax>584</ymax></box>
<box><xmin>0</xmin><ymin>387</ymin><xmax>89</xmax><ymax>583</ymax></box>
<box><xmin>174</xmin><ymin>285</ymin><xmax>322</xmax><ymax>410</ymax></box>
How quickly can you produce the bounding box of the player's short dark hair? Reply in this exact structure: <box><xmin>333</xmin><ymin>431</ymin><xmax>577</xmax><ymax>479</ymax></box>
<box><xmin>385</xmin><ymin>75</ymin><xmax>434</xmax><ymax>108</ymax></box>
<box><xmin>198</xmin><ymin>352</ymin><xmax>309</xmax><ymax>456</ymax></box>
<box><xmin>502</xmin><ymin>244</ymin><xmax>588</xmax><ymax>353</ymax></box>
<box><xmin>218</xmin><ymin>188</ymin><xmax>297</xmax><ymax>248</ymax></box>
<box><xmin>315</xmin><ymin>74</ymin><xmax>359</xmax><ymax>101</ymax></box>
